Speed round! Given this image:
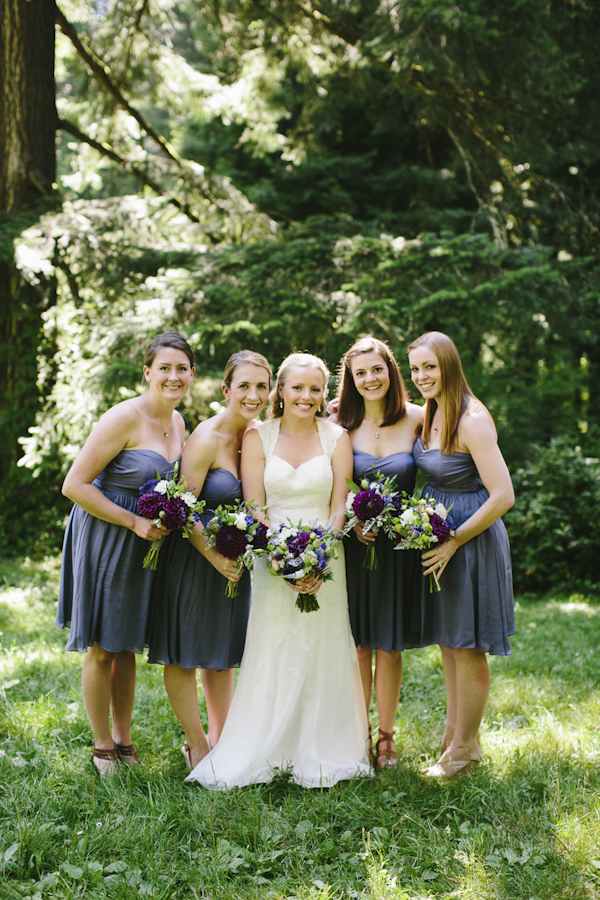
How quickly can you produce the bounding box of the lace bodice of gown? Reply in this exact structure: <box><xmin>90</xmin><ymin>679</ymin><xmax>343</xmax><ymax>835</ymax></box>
<box><xmin>260</xmin><ymin>417</ymin><xmax>340</xmax><ymax>526</ymax></box>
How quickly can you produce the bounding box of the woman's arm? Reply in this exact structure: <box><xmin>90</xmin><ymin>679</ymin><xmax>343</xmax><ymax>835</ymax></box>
<box><xmin>329</xmin><ymin>429</ymin><xmax>353</xmax><ymax>534</ymax></box>
<box><xmin>62</xmin><ymin>404</ymin><xmax>167</xmax><ymax>541</ymax></box>
<box><xmin>406</xmin><ymin>401</ymin><xmax>425</xmax><ymax>438</ymax></box>
<box><xmin>183</xmin><ymin>428</ymin><xmax>242</xmax><ymax>581</ymax></box>
<box><xmin>240</xmin><ymin>428</ymin><xmax>267</xmax><ymax>520</ymax></box>
<box><xmin>421</xmin><ymin>408</ymin><xmax>514</xmax><ymax>576</ymax></box>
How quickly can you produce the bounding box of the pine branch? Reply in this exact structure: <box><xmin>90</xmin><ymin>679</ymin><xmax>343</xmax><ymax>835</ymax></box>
<box><xmin>56</xmin><ymin>115</ymin><xmax>209</xmax><ymax>229</ymax></box>
<box><xmin>55</xmin><ymin>3</ymin><xmax>183</xmax><ymax>169</ymax></box>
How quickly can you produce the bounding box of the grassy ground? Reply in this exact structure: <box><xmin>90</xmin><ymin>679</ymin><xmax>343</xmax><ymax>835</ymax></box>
<box><xmin>1</xmin><ymin>556</ymin><xmax>599</xmax><ymax>900</ymax></box>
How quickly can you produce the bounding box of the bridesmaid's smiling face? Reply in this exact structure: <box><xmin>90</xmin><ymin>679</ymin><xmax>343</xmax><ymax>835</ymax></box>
<box><xmin>223</xmin><ymin>363</ymin><xmax>270</xmax><ymax>420</ymax></box>
<box><xmin>279</xmin><ymin>365</ymin><xmax>326</xmax><ymax>419</ymax></box>
<box><xmin>408</xmin><ymin>346</ymin><xmax>442</xmax><ymax>401</ymax></box>
<box><xmin>144</xmin><ymin>348</ymin><xmax>195</xmax><ymax>401</ymax></box>
<box><xmin>349</xmin><ymin>351</ymin><xmax>390</xmax><ymax>404</ymax></box>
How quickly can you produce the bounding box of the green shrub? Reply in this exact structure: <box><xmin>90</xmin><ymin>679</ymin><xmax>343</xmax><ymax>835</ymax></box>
<box><xmin>505</xmin><ymin>435</ymin><xmax>600</xmax><ymax>593</ymax></box>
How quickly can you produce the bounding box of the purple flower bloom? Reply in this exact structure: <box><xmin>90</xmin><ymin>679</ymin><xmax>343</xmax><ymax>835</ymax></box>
<box><xmin>287</xmin><ymin>532</ymin><xmax>311</xmax><ymax>553</ymax></box>
<box><xmin>160</xmin><ymin>497</ymin><xmax>189</xmax><ymax>531</ymax></box>
<box><xmin>352</xmin><ymin>489</ymin><xmax>384</xmax><ymax>522</ymax></box>
<box><xmin>138</xmin><ymin>492</ymin><xmax>164</xmax><ymax>519</ymax></box>
<box><xmin>215</xmin><ymin>525</ymin><xmax>248</xmax><ymax>560</ymax></box>
<box><xmin>253</xmin><ymin>522</ymin><xmax>269</xmax><ymax>551</ymax></box>
<box><xmin>139</xmin><ymin>478</ymin><xmax>160</xmax><ymax>496</ymax></box>
<box><xmin>430</xmin><ymin>513</ymin><xmax>455</xmax><ymax>543</ymax></box>
<box><xmin>392</xmin><ymin>494</ymin><xmax>407</xmax><ymax>515</ymax></box>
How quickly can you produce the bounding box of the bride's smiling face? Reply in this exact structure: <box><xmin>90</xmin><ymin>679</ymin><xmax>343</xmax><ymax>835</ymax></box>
<box><xmin>279</xmin><ymin>365</ymin><xmax>326</xmax><ymax>419</ymax></box>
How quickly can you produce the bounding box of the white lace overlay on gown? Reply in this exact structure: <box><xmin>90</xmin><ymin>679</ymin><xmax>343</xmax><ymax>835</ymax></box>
<box><xmin>187</xmin><ymin>417</ymin><xmax>370</xmax><ymax>789</ymax></box>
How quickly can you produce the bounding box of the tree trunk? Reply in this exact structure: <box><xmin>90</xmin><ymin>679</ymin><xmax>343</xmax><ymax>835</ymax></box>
<box><xmin>0</xmin><ymin>0</ymin><xmax>57</xmax><ymax>542</ymax></box>
<box><xmin>0</xmin><ymin>0</ymin><xmax>57</xmax><ymax>209</ymax></box>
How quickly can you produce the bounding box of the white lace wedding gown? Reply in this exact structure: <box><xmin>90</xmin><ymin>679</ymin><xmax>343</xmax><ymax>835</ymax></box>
<box><xmin>186</xmin><ymin>417</ymin><xmax>371</xmax><ymax>789</ymax></box>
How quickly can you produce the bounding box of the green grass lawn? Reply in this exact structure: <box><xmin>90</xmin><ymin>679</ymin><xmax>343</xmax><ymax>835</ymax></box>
<box><xmin>1</xmin><ymin>556</ymin><xmax>599</xmax><ymax>900</ymax></box>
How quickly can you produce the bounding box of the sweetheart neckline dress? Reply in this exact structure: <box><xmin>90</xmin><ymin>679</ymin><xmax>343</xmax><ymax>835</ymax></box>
<box><xmin>56</xmin><ymin>448</ymin><xmax>178</xmax><ymax>654</ymax></box>
<box><xmin>412</xmin><ymin>438</ymin><xmax>515</xmax><ymax>655</ymax></box>
<box><xmin>146</xmin><ymin>467</ymin><xmax>250</xmax><ymax>669</ymax></box>
<box><xmin>186</xmin><ymin>418</ymin><xmax>371</xmax><ymax>789</ymax></box>
<box><xmin>346</xmin><ymin>449</ymin><xmax>422</xmax><ymax>651</ymax></box>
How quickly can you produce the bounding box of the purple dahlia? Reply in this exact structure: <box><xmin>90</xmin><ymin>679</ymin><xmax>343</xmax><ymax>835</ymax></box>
<box><xmin>352</xmin><ymin>489</ymin><xmax>384</xmax><ymax>521</ymax></box>
<box><xmin>253</xmin><ymin>522</ymin><xmax>269</xmax><ymax>551</ymax></box>
<box><xmin>160</xmin><ymin>498</ymin><xmax>189</xmax><ymax>531</ymax></box>
<box><xmin>138</xmin><ymin>491</ymin><xmax>163</xmax><ymax>519</ymax></box>
<box><xmin>430</xmin><ymin>513</ymin><xmax>455</xmax><ymax>543</ymax></box>
<box><xmin>215</xmin><ymin>524</ymin><xmax>248</xmax><ymax>559</ymax></box>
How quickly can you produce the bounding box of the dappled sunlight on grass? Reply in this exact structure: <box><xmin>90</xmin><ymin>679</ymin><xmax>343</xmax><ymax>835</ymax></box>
<box><xmin>1</xmin><ymin>556</ymin><xmax>600</xmax><ymax>899</ymax></box>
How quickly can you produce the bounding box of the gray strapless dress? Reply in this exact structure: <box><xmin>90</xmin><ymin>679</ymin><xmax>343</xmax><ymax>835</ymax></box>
<box><xmin>346</xmin><ymin>450</ymin><xmax>422</xmax><ymax>651</ymax></box>
<box><xmin>56</xmin><ymin>449</ymin><xmax>178</xmax><ymax>654</ymax></box>
<box><xmin>412</xmin><ymin>438</ymin><xmax>515</xmax><ymax>655</ymax></box>
<box><xmin>146</xmin><ymin>469</ymin><xmax>250</xmax><ymax>670</ymax></box>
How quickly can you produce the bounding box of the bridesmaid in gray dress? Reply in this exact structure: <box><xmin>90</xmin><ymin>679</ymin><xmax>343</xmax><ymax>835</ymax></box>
<box><xmin>56</xmin><ymin>332</ymin><xmax>195</xmax><ymax>774</ymax></box>
<box><xmin>335</xmin><ymin>337</ymin><xmax>423</xmax><ymax>768</ymax></box>
<box><xmin>408</xmin><ymin>331</ymin><xmax>515</xmax><ymax>779</ymax></box>
<box><xmin>147</xmin><ymin>351</ymin><xmax>271</xmax><ymax>770</ymax></box>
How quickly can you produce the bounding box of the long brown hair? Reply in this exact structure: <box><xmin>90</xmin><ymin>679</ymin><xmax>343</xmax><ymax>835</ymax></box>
<box><xmin>407</xmin><ymin>331</ymin><xmax>474</xmax><ymax>454</ymax></box>
<box><xmin>269</xmin><ymin>353</ymin><xmax>329</xmax><ymax>419</ymax></box>
<box><xmin>337</xmin><ymin>336</ymin><xmax>408</xmax><ymax>431</ymax></box>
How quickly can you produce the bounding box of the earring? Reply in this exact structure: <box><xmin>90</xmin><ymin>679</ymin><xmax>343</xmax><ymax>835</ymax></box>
<box><xmin>279</xmin><ymin>399</ymin><xmax>284</xmax><ymax>410</ymax></box>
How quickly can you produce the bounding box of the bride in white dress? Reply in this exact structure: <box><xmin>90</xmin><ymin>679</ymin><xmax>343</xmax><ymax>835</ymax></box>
<box><xmin>186</xmin><ymin>353</ymin><xmax>371</xmax><ymax>789</ymax></box>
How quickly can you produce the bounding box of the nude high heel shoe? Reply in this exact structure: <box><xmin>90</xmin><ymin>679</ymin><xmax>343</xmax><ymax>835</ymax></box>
<box><xmin>423</xmin><ymin>738</ymin><xmax>483</xmax><ymax>780</ymax></box>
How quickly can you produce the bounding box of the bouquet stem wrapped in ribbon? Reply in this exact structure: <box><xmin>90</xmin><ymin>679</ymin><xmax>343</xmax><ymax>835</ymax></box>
<box><xmin>343</xmin><ymin>470</ymin><xmax>399</xmax><ymax>570</ymax></box>
<box><xmin>265</xmin><ymin>520</ymin><xmax>340</xmax><ymax>613</ymax></box>
<box><xmin>137</xmin><ymin>463</ymin><xmax>205</xmax><ymax>570</ymax></box>
<box><xmin>203</xmin><ymin>499</ymin><xmax>269</xmax><ymax>597</ymax></box>
<box><xmin>384</xmin><ymin>493</ymin><xmax>456</xmax><ymax>592</ymax></box>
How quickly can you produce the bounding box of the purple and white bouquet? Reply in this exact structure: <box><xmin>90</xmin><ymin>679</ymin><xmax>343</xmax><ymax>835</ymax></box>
<box><xmin>384</xmin><ymin>493</ymin><xmax>456</xmax><ymax>592</ymax></box>
<box><xmin>265</xmin><ymin>520</ymin><xmax>340</xmax><ymax>613</ymax></box>
<box><xmin>138</xmin><ymin>464</ymin><xmax>205</xmax><ymax>570</ymax></box>
<box><xmin>343</xmin><ymin>470</ymin><xmax>399</xmax><ymax>570</ymax></box>
<box><xmin>203</xmin><ymin>499</ymin><xmax>270</xmax><ymax>597</ymax></box>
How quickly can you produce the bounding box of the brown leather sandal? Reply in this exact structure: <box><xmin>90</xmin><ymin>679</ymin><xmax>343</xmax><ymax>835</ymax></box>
<box><xmin>367</xmin><ymin>723</ymin><xmax>373</xmax><ymax>764</ymax></box>
<box><xmin>92</xmin><ymin>744</ymin><xmax>119</xmax><ymax>776</ymax></box>
<box><xmin>375</xmin><ymin>730</ymin><xmax>398</xmax><ymax>769</ymax></box>
<box><xmin>115</xmin><ymin>743</ymin><xmax>141</xmax><ymax>765</ymax></box>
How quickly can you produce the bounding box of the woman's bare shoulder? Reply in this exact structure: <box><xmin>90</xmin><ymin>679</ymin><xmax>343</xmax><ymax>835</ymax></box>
<box><xmin>405</xmin><ymin>402</ymin><xmax>425</xmax><ymax>422</ymax></box>
<box><xmin>459</xmin><ymin>399</ymin><xmax>497</xmax><ymax>445</ymax></box>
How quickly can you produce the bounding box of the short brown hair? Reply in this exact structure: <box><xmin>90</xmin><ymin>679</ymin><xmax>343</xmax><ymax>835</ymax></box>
<box><xmin>144</xmin><ymin>332</ymin><xmax>195</xmax><ymax>369</ymax></box>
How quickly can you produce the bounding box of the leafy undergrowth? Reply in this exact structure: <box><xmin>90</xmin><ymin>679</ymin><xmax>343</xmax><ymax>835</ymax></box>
<box><xmin>1</xmin><ymin>559</ymin><xmax>599</xmax><ymax>899</ymax></box>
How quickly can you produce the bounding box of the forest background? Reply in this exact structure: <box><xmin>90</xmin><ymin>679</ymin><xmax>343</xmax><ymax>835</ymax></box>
<box><xmin>1</xmin><ymin>0</ymin><xmax>600</xmax><ymax>593</ymax></box>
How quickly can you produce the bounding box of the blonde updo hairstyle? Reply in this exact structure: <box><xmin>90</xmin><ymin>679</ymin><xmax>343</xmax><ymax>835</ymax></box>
<box><xmin>269</xmin><ymin>352</ymin><xmax>330</xmax><ymax>419</ymax></box>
